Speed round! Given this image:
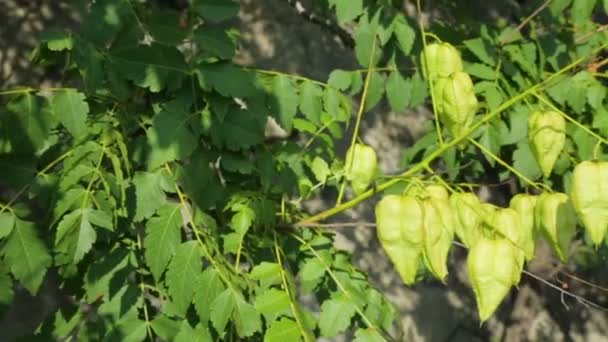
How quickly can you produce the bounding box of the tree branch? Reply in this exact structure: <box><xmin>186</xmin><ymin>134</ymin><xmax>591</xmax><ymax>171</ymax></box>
<box><xmin>284</xmin><ymin>0</ymin><xmax>355</xmax><ymax>49</ymax></box>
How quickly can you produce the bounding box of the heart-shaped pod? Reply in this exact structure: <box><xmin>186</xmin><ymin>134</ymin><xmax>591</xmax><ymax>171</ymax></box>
<box><xmin>420</xmin><ymin>42</ymin><xmax>463</xmax><ymax>80</ymax></box>
<box><xmin>571</xmin><ymin>160</ymin><xmax>608</xmax><ymax>246</ymax></box>
<box><xmin>345</xmin><ymin>143</ymin><xmax>378</xmax><ymax>195</ymax></box>
<box><xmin>535</xmin><ymin>192</ymin><xmax>577</xmax><ymax>262</ymax></box>
<box><xmin>528</xmin><ymin>111</ymin><xmax>565</xmax><ymax>178</ymax></box>
<box><xmin>468</xmin><ymin>237</ymin><xmax>518</xmax><ymax>322</ymax></box>
<box><xmin>375</xmin><ymin>195</ymin><xmax>424</xmax><ymax>285</ymax></box>
<box><xmin>509</xmin><ymin>194</ymin><xmax>538</xmax><ymax>260</ymax></box>
<box><xmin>450</xmin><ymin>192</ymin><xmax>483</xmax><ymax>248</ymax></box>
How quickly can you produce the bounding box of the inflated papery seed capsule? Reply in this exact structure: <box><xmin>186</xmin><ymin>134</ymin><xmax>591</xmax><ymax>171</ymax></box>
<box><xmin>422</xmin><ymin>199</ymin><xmax>454</xmax><ymax>282</ymax></box>
<box><xmin>528</xmin><ymin>111</ymin><xmax>565</xmax><ymax>178</ymax></box>
<box><xmin>536</xmin><ymin>192</ymin><xmax>577</xmax><ymax>262</ymax></box>
<box><xmin>509</xmin><ymin>194</ymin><xmax>538</xmax><ymax>260</ymax></box>
<box><xmin>571</xmin><ymin>161</ymin><xmax>608</xmax><ymax>246</ymax></box>
<box><xmin>438</xmin><ymin>72</ymin><xmax>478</xmax><ymax>138</ymax></box>
<box><xmin>467</xmin><ymin>237</ymin><xmax>518</xmax><ymax>322</ymax></box>
<box><xmin>375</xmin><ymin>195</ymin><xmax>424</xmax><ymax>285</ymax></box>
<box><xmin>345</xmin><ymin>143</ymin><xmax>378</xmax><ymax>195</ymax></box>
<box><xmin>420</xmin><ymin>42</ymin><xmax>463</xmax><ymax>80</ymax></box>
<box><xmin>450</xmin><ymin>192</ymin><xmax>483</xmax><ymax>248</ymax></box>
<box><xmin>488</xmin><ymin>208</ymin><xmax>525</xmax><ymax>285</ymax></box>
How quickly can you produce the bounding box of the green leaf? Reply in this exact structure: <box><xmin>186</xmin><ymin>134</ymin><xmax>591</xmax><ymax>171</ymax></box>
<box><xmin>210</xmin><ymin>288</ymin><xmax>235</xmax><ymax>334</ymax></box>
<box><xmin>264</xmin><ymin>318</ymin><xmax>302</xmax><ymax>342</ymax></box>
<box><xmin>194</xmin><ymin>27</ymin><xmax>236</xmax><ymax>60</ymax></box>
<box><xmin>166</xmin><ymin>241</ymin><xmax>202</xmax><ymax>316</ymax></box>
<box><xmin>210</xmin><ymin>106</ymin><xmax>266</xmax><ymax>150</ymax></box>
<box><xmin>84</xmin><ymin>248</ymin><xmax>130</xmax><ymax>303</ymax></box>
<box><xmin>146</xmin><ymin>102</ymin><xmax>198</xmax><ymax>169</ymax></box>
<box><xmin>465</xmin><ymin>63</ymin><xmax>497</xmax><ymax>80</ymax></box>
<box><xmin>479</xmin><ymin>124</ymin><xmax>500</xmax><ymax>166</ymax></box>
<box><xmin>1</xmin><ymin>219</ymin><xmax>51</xmax><ymax>294</ymax></box>
<box><xmin>513</xmin><ymin>140</ymin><xmax>542</xmax><ymax>181</ymax></box>
<box><xmin>111</xmin><ymin>43</ymin><xmax>188</xmax><ymax>92</ymax></box>
<box><xmin>318</xmin><ymin>295</ymin><xmax>357</xmax><ymax>337</ymax></box>
<box><xmin>51</xmin><ymin>89</ymin><xmax>89</xmax><ymax>138</ymax></box>
<box><xmin>193</xmin><ymin>0</ymin><xmax>239</xmax><ymax>22</ymax></box>
<box><xmin>194</xmin><ymin>268</ymin><xmax>226</xmax><ymax>323</ymax></box>
<box><xmin>230</xmin><ymin>206</ymin><xmax>255</xmax><ymax>235</ymax></box>
<box><xmin>385</xmin><ymin>71</ymin><xmax>411</xmax><ymax>112</ymax></box>
<box><xmin>329</xmin><ymin>0</ymin><xmax>363</xmax><ymax>24</ymax></box>
<box><xmin>146</xmin><ymin>10</ymin><xmax>187</xmax><ymax>46</ymax></box>
<box><xmin>40</xmin><ymin>29</ymin><xmax>73</xmax><ymax>51</ymax></box>
<box><xmin>328</xmin><ymin>70</ymin><xmax>352</xmax><ymax>91</ymax></box>
<box><xmin>0</xmin><ymin>212</ymin><xmax>16</xmax><ymax>239</ymax></box>
<box><xmin>144</xmin><ymin>204</ymin><xmax>183</xmax><ymax>282</ymax></box>
<box><xmin>364</xmin><ymin>72</ymin><xmax>385</xmax><ymax>111</ymax></box>
<box><xmin>5</xmin><ymin>94</ymin><xmax>56</xmax><ymax>153</ymax></box>
<box><xmin>234</xmin><ymin>296</ymin><xmax>262</xmax><ymax>337</ymax></box>
<box><xmin>254</xmin><ymin>288</ymin><xmax>291</xmax><ymax>322</ymax></box>
<box><xmin>150</xmin><ymin>315</ymin><xmax>181</xmax><ymax>341</ymax></box>
<box><xmin>299</xmin><ymin>81</ymin><xmax>323</xmax><ymax>124</ymax></box>
<box><xmin>329</xmin><ymin>0</ymin><xmax>363</xmax><ymax>23</ymax></box>
<box><xmin>116</xmin><ymin>318</ymin><xmax>149</xmax><ymax>342</ymax></box>
<box><xmin>572</xmin><ymin>0</ymin><xmax>597</xmax><ymax>26</ymax></box>
<box><xmin>73</xmin><ymin>41</ymin><xmax>104</xmax><ymax>93</ymax></box>
<box><xmin>392</xmin><ymin>15</ymin><xmax>416</xmax><ymax>55</ymax></box>
<box><xmin>175</xmin><ymin>322</ymin><xmax>213</xmax><ymax>342</ymax></box>
<box><xmin>299</xmin><ymin>257</ymin><xmax>326</xmax><ymax>293</ymax></box>
<box><xmin>249</xmin><ymin>262</ymin><xmax>282</xmax><ymax>288</ymax></box>
<box><xmin>132</xmin><ymin>172</ymin><xmax>166</xmax><ymax>222</ymax></box>
<box><xmin>0</xmin><ymin>264</ymin><xmax>14</xmax><ymax>307</ymax></box>
<box><xmin>500</xmin><ymin>106</ymin><xmax>529</xmax><ymax>145</ymax></box>
<box><xmin>198</xmin><ymin>63</ymin><xmax>258</xmax><ymax>97</ymax></box>
<box><xmin>271</xmin><ymin>75</ymin><xmax>298</xmax><ymax>132</ymax></box>
<box><xmin>55</xmin><ymin>209</ymin><xmax>103</xmax><ymax>265</ymax></box>
<box><xmin>353</xmin><ymin>328</ymin><xmax>384</xmax><ymax>342</ymax></box>
<box><xmin>409</xmin><ymin>73</ymin><xmax>428</xmax><ymax>107</ymax></box>
<box><xmin>311</xmin><ymin>157</ymin><xmax>331</xmax><ymax>183</ymax></box>
<box><xmin>354</xmin><ymin>18</ymin><xmax>381</xmax><ymax>67</ymax></box>
<box><xmin>463</xmin><ymin>37</ymin><xmax>496</xmax><ymax>66</ymax></box>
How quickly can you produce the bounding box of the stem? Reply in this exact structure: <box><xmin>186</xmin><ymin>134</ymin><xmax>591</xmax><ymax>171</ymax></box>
<box><xmin>417</xmin><ymin>0</ymin><xmax>444</xmax><ymax>146</ymax></box>
<box><xmin>273</xmin><ymin>232</ymin><xmax>314</xmax><ymax>342</ymax></box>
<box><xmin>297</xmin><ymin>49</ymin><xmax>598</xmax><ymax>225</ymax></box>
<box><xmin>336</xmin><ymin>35</ymin><xmax>378</xmax><ymax>205</ymax></box>
<box><xmin>467</xmin><ymin>138</ymin><xmax>542</xmax><ymax>190</ymax></box>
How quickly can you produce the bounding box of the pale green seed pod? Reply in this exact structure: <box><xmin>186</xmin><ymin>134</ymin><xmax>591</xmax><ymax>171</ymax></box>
<box><xmin>420</xmin><ymin>42</ymin><xmax>463</xmax><ymax>80</ymax></box>
<box><xmin>509</xmin><ymin>194</ymin><xmax>538</xmax><ymax>260</ymax></box>
<box><xmin>528</xmin><ymin>111</ymin><xmax>565</xmax><ymax>178</ymax></box>
<box><xmin>438</xmin><ymin>72</ymin><xmax>478</xmax><ymax>138</ymax></box>
<box><xmin>422</xmin><ymin>199</ymin><xmax>454</xmax><ymax>283</ymax></box>
<box><xmin>450</xmin><ymin>192</ymin><xmax>483</xmax><ymax>248</ymax></box>
<box><xmin>375</xmin><ymin>195</ymin><xmax>424</xmax><ymax>285</ymax></box>
<box><xmin>535</xmin><ymin>192</ymin><xmax>577</xmax><ymax>262</ymax></box>
<box><xmin>345</xmin><ymin>143</ymin><xmax>378</xmax><ymax>195</ymax></box>
<box><xmin>489</xmin><ymin>208</ymin><xmax>524</xmax><ymax>285</ymax></box>
<box><xmin>467</xmin><ymin>237</ymin><xmax>518</xmax><ymax>322</ymax></box>
<box><xmin>571</xmin><ymin>161</ymin><xmax>608</xmax><ymax>246</ymax></box>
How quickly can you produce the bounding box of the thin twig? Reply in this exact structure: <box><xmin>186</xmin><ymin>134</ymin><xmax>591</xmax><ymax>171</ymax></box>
<box><xmin>284</xmin><ymin>0</ymin><xmax>355</xmax><ymax>48</ymax></box>
<box><xmin>500</xmin><ymin>0</ymin><xmax>553</xmax><ymax>46</ymax></box>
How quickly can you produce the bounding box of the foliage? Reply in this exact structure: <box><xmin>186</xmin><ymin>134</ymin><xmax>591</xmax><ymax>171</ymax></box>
<box><xmin>0</xmin><ymin>0</ymin><xmax>607</xmax><ymax>340</ymax></box>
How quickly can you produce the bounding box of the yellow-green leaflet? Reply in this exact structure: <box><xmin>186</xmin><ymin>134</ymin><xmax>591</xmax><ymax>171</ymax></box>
<box><xmin>420</xmin><ymin>42</ymin><xmax>463</xmax><ymax>80</ymax></box>
<box><xmin>528</xmin><ymin>111</ymin><xmax>565</xmax><ymax>178</ymax></box>
<box><xmin>450</xmin><ymin>192</ymin><xmax>483</xmax><ymax>248</ymax></box>
<box><xmin>422</xmin><ymin>198</ymin><xmax>454</xmax><ymax>283</ymax></box>
<box><xmin>345</xmin><ymin>143</ymin><xmax>378</xmax><ymax>195</ymax></box>
<box><xmin>571</xmin><ymin>161</ymin><xmax>608</xmax><ymax>246</ymax></box>
<box><xmin>375</xmin><ymin>195</ymin><xmax>423</xmax><ymax>285</ymax></box>
<box><xmin>509</xmin><ymin>194</ymin><xmax>538</xmax><ymax>261</ymax></box>
<box><xmin>467</xmin><ymin>237</ymin><xmax>517</xmax><ymax>322</ymax></box>
<box><xmin>536</xmin><ymin>192</ymin><xmax>577</xmax><ymax>262</ymax></box>
<box><xmin>488</xmin><ymin>208</ymin><xmax>524</xmax><ymax>285</ymax></box>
